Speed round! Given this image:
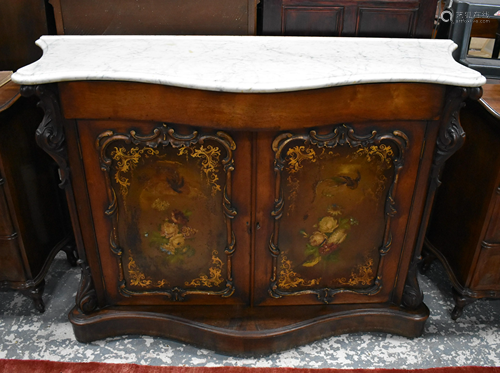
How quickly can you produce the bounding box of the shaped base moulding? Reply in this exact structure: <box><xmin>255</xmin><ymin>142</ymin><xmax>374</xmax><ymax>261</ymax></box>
<box><xmin>69</xmin><ymin>303</ymin><xmax>429</xmax><ymax>355</ymax></box>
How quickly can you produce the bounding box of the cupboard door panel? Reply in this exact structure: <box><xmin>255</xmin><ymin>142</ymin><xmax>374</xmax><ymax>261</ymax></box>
<box><xmin>255</xmin><ymin>122</ymin><xmax>425</xmax><ymax>305</ymax></box>
<box><xmin>484</xmin><ymin>190</ymin><xmax>500</xmax><ymax>243</ymax></box>
<box><xmin>0</xmin><ymin>176</ymin><xmax>16</xmax><ymax>237</ymax></box>
<box><xmin>356</xmin><ymin>7</ymin><xmax>417</xmax><ymax>37</ymax></box>
<box><xmin>79</xmin><ymin>121</ymin><xmax>247</xmax><ymax>305</ymax></box>
<box><xmin>283</xmin><ymin>7</ymin><xmax>344</xmax><ymax>36</ymax></box>
<box><xmin>470</xmin><ymin>242</ymin><xmax>500</xmax><ymax>291</ymax></box>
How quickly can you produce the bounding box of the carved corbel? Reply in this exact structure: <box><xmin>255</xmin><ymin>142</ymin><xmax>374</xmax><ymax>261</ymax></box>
<box><xmin>21</xmin><ymin>85</ymin><xmax>70</xmax><ymax>188</ymax></box>
<box><xmin>21</xmin><ymin>84</ymin><xmax>98</xmax><ymax>315</ymax></box>
<box><xmin>402</xmin><ymin>86</ymin><xmax>483</xmax><ymax>310</ymax></box>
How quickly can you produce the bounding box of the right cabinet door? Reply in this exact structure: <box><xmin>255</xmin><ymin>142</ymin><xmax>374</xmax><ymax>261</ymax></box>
<box><xmin>253</xmin><ymin>122</ymin><xmax>427</xmax><ymax>305</ymax></box>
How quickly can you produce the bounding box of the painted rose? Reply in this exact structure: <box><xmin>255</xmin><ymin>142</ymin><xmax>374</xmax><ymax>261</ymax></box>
<box><xmin>169</xmin><ymin>233</ymin><xmax>185</xmax><ymax>249</ymax></box>
<box><xmin>327</xmin><ymin>228</ymin><xmax>348</xmax><ymax>245</ymax></box>
<box><xmin>160</xmin><ymin>221</ymin><xmax>178</xmax><ymax>238</ymax></box>
<box><xmin>318</xmin><ymin>216</ymin><xmax>338</xmax><ymax>234</ymax></box>
<box><xmin>309</xmin><ymin>231</ymin><xmax>327</xmax><ymax>247</ymax></box>
<box><xmin>319</xmin><ymin>242</ymin><xmax>338</xmax><ymax>256</ymax></box>
<box><xmin>171</xmin><ymin>209</ymin><xmax>189</xmax><ymax>226</ymax></box>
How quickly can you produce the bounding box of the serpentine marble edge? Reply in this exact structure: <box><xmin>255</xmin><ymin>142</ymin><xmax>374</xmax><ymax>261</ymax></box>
<box><xmin>12</xmin><ymin>35</ymin><xmax>486</xmax><ymax>92</ymax></box>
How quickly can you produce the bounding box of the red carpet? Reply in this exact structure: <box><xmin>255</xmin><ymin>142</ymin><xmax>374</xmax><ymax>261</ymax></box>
<box><xmin>0</xmin><ymin>361</ymin><xmax>499</xmax><ymax>373</ymax></box>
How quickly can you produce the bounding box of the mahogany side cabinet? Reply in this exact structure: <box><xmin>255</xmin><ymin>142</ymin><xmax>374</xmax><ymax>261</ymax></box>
<box><xmin>424</xmin><ymin>83</ymin><xmax>500</xmax><ymax>320</ymax></box>
<box><xmin>0</xmin><ymin>72</ymin><xmax>74</xmax><ymax>312</ymax></box>
<box><xmin>12</xmin><ymin>36</ymin><xmax>485</xmax><ymax>354</ymax></box>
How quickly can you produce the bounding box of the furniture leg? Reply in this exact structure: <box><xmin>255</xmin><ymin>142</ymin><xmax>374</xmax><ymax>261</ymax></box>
<box><xmin>419</xmin><ymin>247</ymin><xmax>437</xmax><ymax>273</ymax></box>
<box><xmin>20</xmin><ymin>280</ymin><xmax>45</xmax><ymax>313</ymax></box>
<box><xmin>451</xmin><ymin>287</ymin><xmax>476</xmax><ymax>320</ymax></box>
<box><xmin>493</xmin><ymin>31</ymin><xmax>500</xmax><ymax>59</ymax></box>
<box><xmin>61</xmin><ymin>241</ymin><xmax>78</xmax><ymax>267</ymax></box>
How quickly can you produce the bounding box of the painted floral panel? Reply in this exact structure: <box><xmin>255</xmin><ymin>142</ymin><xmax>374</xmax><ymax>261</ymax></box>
<box><xmin>278</xmin><ymin>141</ymin><xmax>396</xmax><ymax>291</ymax></box>
<box><xmin>108</xmin><ymin>140</ymin><xmax>228</xmax><ymax>292</ymax></box>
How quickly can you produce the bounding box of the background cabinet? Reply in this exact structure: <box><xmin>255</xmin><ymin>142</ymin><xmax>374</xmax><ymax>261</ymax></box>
<box><xmin>49</xmin><ymin>0</ymin><xmax>259</xmax><ymax>35</ymax></box>
<box><xmin>0</xmin><ymin>0</ymin><xmax>55</xmax><ymax>71</ymax></box>
<box><xmin>424</xmin><ymin>83</ymin><xmax>500</xmax><ymax>319</ymax></box>
<box><xmin>261</xmin><ymin>0</ymin><xmax>438</xmax><ymax>37</ymax></box>
<box><xmin>0</xmin><ymin>72</ymin><xmax>74</xmax><ymax>312</ymax></box>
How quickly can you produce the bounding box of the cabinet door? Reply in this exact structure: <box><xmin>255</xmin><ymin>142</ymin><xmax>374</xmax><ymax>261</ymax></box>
<box><xmin>254</xmin><ymin>122</ymin><xmax>426</xmax><ymax>305</ymax></box>
<box><xmin>77</xmin><ymin>121</ymin><xmax>250</xmax><ymax>305</ymax></box>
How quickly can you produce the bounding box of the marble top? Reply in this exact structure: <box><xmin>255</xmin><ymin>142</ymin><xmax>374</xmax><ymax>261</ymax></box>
<box><xmin>12</xmin><ymin>35</ymin><xmax>486</xmax><ymax>93</ymax></box>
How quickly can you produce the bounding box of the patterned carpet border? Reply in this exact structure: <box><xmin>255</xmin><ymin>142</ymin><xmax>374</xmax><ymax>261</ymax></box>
<box><xmin>1</xmin><ymin>360</ymin><xmax>500</xmax><ymax>373</ymax></box>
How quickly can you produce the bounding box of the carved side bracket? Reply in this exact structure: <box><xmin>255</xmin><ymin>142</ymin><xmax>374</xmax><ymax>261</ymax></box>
<box><xmin>21</xmin><ymin>85</ymin><xmax>69</xmax><ymax>188</ymax></box>
<box><xmin>21</xmin><ymin>85</ymin><xmax>98</xmax><ymax>315</ymax></box>
<box><xmin>76</xmin><ymin>259</ymin><xmax>98</xmax><ymax>314</ymax></box>
<box><xmin>402</xmin><ymin>86</ymin><xmax>483</xmax><ymax>310</ymax></box>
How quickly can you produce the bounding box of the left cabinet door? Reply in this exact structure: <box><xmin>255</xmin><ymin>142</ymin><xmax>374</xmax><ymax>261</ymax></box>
<box><xmin>76</xmin><ymin>120</ymin><xmax>251</xmax><ymax>305</ymax></box>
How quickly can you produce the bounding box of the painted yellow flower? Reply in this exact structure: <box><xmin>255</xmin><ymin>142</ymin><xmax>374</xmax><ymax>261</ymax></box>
<box><xmin>309</xmin><ymin>231</ymin><xmax>327</xmax><ymax>247</ymax></box>
<box><xmin>318</xmin><ymin>216</ymin><xmax>339</xmax><ymax>234</ymax></box>
<box><xmin>160</xmin><ymin>221</ymin><xmax>178</xmax><ymax>239</ymax></box>
<box><xmin>327</xmin><ymin>228</ymin><xmax>348</xmax><ymax>245</ymax></box>
<box><xmin>181</xmin><ymin>226</ymin><xmax>198</xmax><ymax>238</ymax></box>
<box><xmin>160</xmin><ymin>243</ymin><xmax>175</xmax><ymax>254</ymax></box>
<box><xmin>170</xmin><ymin>234</ymin><xmax>185</xmax><ymax>249</ymax></box>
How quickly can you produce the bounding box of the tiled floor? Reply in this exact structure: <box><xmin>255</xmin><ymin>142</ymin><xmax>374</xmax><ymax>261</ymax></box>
<box><xmin>1</xmin><ymin>253</ymin><xmax>499</xmax><ymax>368</ymax></box>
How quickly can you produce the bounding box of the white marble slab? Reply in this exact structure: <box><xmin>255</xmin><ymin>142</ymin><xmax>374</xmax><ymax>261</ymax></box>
<box><xmin>12</xmin><ymin>35</ymin><xmax>486</xmax><ymax>92</ymax></box>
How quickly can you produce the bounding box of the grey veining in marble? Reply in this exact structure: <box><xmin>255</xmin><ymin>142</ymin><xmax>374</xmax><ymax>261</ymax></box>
<box><xmin>12</xmin><ymin>35</ymin><xmax>486</xmax><ymax>92</ymax></box>
<box><xmin>1</xmin><ymin>253</ymin><xmax>499</xmax><ymax>367</ymax></box>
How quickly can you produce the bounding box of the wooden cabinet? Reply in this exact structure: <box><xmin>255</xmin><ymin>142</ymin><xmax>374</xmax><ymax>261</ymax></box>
<box><xmin>69</xmin><ymin>99</ymin><xmax>429</xmax><ymax>309</ymax></box>
<box><xmin>424</xmin><ymin>83</ymin><xmax>500</xmax><ymax>320</ymax></box>
<box><xmin>49</xmin><ymin>81</ymin><xmax>440</xmax><ymax>350</ymax></box>
<box><xmin>261</xmin><ymin>0</ymin><xmax>438</xmax><ymax>37</ymax></box>
<box><xmin>0</xmin><ymin>72</ymin><xmax>74</xmax><ymax>312</ymax></box>
<box><xmin>0</xmin><ymin>0</ymin><xmax>54</xmax><ymax>71</ymax></box>
<box><xmin>29</xmin><ymin>81</ymin><xmax>477</xmax><ymax>353</ymax></box>
<box><xmin>49</xmin><ymin>0</ymin><xmax>259</xmax><ymax>35</ymax></box>
<box><xmin>13</xmin><ymin>36</ymin><xmax>484</xmax><ymax>354</ymax></box>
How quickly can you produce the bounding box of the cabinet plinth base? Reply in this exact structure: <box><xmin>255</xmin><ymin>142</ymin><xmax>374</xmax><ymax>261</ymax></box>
<box><xmin>69</xmin><ymin>303</ymin><xmax>429</xmax><ymax>355</ymax></box>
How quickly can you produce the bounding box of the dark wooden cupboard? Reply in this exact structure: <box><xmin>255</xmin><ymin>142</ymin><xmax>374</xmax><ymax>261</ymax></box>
<box><xmin>424</xmin><ymin>83</ymin><xmax>500</xmax><ymax>320</ymax></box>
<box><xmin>261</xmin><ymin>0</ymin><xmax>438</xmax><ymax>37</ymax></box>
<box><xmin>0</xmin><ymin>72</ymin><xmax>74</xmax><ymax>312</ymax></box>
<box><xmin>0</xmin><ymin>0</ymin><xmax>55</xmax><ymax>71</ymax></box>
<box><xmin>49</xmin><ymin>0</ymin><xmax>259</xmax><ymax>35</ymax></box>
